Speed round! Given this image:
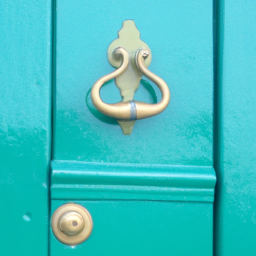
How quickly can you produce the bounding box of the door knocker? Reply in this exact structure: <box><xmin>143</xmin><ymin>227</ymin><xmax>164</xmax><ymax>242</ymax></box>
<box><xmin>91</xmin><ymin>20</ymin><xmax>171</xmax><ymax>135</ymax></box>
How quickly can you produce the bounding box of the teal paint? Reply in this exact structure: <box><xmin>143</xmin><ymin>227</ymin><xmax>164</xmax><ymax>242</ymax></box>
<box><xmin>53</xmin><ymin>0</ymin><xmax>214</xmax><ymax>166</ymax></box>
<box><xmin>0</xmin><ymin>0</ymin><xmax>219</xmax><ymax>255</ymax></box>
<box><xmin>214</xmin><ymin>0</ymin><xmax>256</xmax><ymax>255</ymax></box>
<box><xmin>51</xmin><ymin>161</ymin><xmax>216</xmax><ymax>202</ymax></box>
<box><xmin>51</xmin><ymin>200</ymin><xmax>213</xmax><ymax>256</ymax></box>
<box><xmin>0</xmin><ymin>1</ymin><xmax>52</xmax><ymax>255</ymax></box>
<box><xmin>51</xmin><ymin>1</ymin><xmax>215</xmax><ymax>254</ymax></box>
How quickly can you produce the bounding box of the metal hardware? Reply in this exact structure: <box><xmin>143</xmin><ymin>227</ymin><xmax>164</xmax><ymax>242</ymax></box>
<box><xmin>91</xmin><ymin>20</ymin><xmax>170</xmax><ymax>135</ymax></box>
<box><xmin>51</xmin><ymin>203</ymin><xmax>93</xmax><ymax>245</ymax></box>
<box><xmin>59</xmin><ymin>212</ymin><xmax>85</xmax><ymax>236</ymax></box>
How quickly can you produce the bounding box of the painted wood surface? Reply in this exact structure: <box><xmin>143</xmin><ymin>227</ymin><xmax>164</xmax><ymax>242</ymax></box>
<box><xmin>0</xmin><ymin>1</ymin><xmax>52</xmax><ymax>255</ymax></box>
<box><xmin>51</xmin><ymin>161</ymin><xmax>216</xmax><ymax>202</ymax></box>
<box><xmin>53</xmin><ymin>0</ymin><xmax>213</xmax><ymax>166</ymax></box>
<box><xmin>51</xmin><ymin>1</ymin><xmax>215</xmax><ymax>255</ymax></box>
<box><xmin>51</xmin><ymin>200</ymin><xmax>213</xmax><ymax>256</ymax></box>
<box><xmin>214</xmin><ymin>0</ymin><xmax>256</xmax><ymax>255</ymax></box>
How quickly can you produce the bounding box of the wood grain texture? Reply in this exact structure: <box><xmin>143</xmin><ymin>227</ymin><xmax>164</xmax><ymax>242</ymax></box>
<box><xmin>0</xmin><ymin>1</ymin><xmax>52</xmax><ymax>255</ymax></box>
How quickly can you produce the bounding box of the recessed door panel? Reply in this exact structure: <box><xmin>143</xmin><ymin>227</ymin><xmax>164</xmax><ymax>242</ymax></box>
<box><xmin>51</xmin><ymin>200</ymin><xmax>213</xmax><ymax>256</ymax></box>
<box><xmin>54</xmin><ymin>0</ymin><xmax>213</xmax><ymax>165</ymax></box>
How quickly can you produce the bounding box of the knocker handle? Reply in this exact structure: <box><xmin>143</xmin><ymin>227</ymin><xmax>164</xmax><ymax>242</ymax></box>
<box><xmin>91</xmin><ymin>47</ymin><xmax>132</xmax><ymax>120</ymax></box>
<box><xmin>135</xmin><ymin>49</ymin><xmax>170</xmax><ymax>119</ymax></box>
<box><xmin>91</xmin><ymin>47</ymin><xmax>170</xmax><ymax>121</ymax></box>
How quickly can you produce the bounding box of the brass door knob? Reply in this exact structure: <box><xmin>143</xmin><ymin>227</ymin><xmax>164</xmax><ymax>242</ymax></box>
<box><xmin>90</xmin><ymin>20</ymin><xmax>171</xmax><ymax>135</ymax></box>
<box><xmin>51</xmin><ymin>204</ymin><xmax>93</xmax><ymax>245</ymax></box>
<box><xmin>59</xmin><ymin>211</ymin><xmax>85</xmax><ymax>236</ymax></box>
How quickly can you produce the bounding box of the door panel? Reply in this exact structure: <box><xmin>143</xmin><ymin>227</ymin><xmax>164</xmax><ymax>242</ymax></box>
<box><xmin>51</xmin><ymin>200</ymin><xmax>213</xmax><ymax>256</ymax></box>
<box><xmin>51</xmin><ymin>0</ymin><xmax>215</xmax><ymax>255</ymax></box>
<box><xmin>51</xmin><ymin>162</ymin><xmax>215</xmax><ymax>255</ymax></box>
<box><xmin>54</xmin><ymin>0</ymin><xmax>213</xmax><ymax>165</ymax></box>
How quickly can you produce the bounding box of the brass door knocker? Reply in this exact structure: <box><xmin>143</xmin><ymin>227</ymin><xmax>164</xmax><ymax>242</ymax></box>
<box><xmin>91</xmin><ymin>20</ymin><xmax>170</xmax><ymax>135</ymax></box>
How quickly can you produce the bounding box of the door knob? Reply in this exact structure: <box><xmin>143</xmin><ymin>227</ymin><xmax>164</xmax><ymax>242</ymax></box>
<box><xmin>59</xmin><ymin>211</ymin><xmax>85</xmax><ymax>236</ymax></box>
<box><xmin>51</xmin><ymin>204</ymin><xmax>93</xmax><ymax>245</ymax></box>
<box><xmin>90</xmin><ymin>20</ymin><xmax>171</xmax><ymax>135</ymax></box>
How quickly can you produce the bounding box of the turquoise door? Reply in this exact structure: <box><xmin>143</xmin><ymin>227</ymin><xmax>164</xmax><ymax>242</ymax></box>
<box><xmin>1</xmin><ymin>1</ymin><xmax>256</xmax><ymax>256</ymax></box>
<box><xmin>50</xmin><ymin>0</ymin><xmax>215</xmax><ymax>255</ymax></box>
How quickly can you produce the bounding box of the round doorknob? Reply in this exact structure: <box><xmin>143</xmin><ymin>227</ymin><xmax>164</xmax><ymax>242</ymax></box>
<box><xmin>51</xmin><ymin>204</ymin><xmax>93</xmax><ymax>245</ymax></box>
<box><xmin>59</xmin><ymin>211</ymin><xmax>85</xmax><ymax>236</ymax></box>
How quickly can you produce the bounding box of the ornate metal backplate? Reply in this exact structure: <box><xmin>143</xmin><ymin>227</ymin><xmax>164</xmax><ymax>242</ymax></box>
<box><xmin>107</xmin><ymin>20</ymin><xmax>152</xmax><ymax>134</ymax></box>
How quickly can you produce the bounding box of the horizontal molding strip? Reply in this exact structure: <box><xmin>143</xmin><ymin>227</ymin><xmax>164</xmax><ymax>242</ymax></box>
<box><xmin>51</xmin><ymin>161</ymin><xmax>216</xmax><ymax>202</ymax></box>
